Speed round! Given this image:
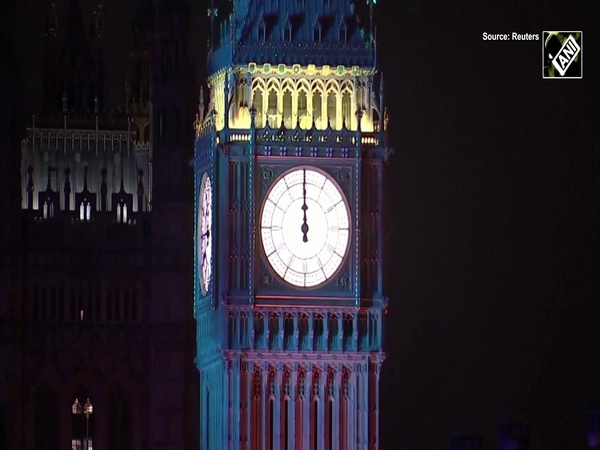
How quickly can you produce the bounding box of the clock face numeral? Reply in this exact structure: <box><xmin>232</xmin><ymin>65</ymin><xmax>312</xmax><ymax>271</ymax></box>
<box><xmin>260</xmin><ymin>166</ymin><xmax>351</xmax><ymax>288</ymax></box>
<box><xmin>198</xmin><ymin>173</ymin><xmax>213</xmax><ymax>295</ymax></box>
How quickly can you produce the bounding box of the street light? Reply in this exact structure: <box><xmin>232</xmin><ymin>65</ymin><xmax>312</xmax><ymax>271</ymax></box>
<box><xmin>71</xmin><ymin>398</ymin><xmax>93</xmax><ymax>450</ymax></box>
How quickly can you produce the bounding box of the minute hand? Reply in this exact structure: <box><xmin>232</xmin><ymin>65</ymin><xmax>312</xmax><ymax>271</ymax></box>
<box><xmin>301</xmin><ymin>169</ymin><xmax>309</xmax><ymax>242</ymax></box>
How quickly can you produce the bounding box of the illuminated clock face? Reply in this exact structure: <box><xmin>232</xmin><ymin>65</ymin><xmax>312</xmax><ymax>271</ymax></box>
<box><xmin>198</xmin><ymin>173</ymin><xmax>212</xmax><ymax>295</ymax></box>
<box><xmin>260</xmin><ymin>167</ymin><xmax>351</xmax><ymax>288</ymax></box>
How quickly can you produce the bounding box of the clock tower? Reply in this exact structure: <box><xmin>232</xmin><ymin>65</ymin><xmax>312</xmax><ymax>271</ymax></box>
<box><xmin>193</xmin><ymin>1</ymin><xmax>390</xmax><ymax>449</ymax></box>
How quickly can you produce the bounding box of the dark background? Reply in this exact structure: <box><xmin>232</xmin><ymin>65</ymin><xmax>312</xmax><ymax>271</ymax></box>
<box><xmin>3</xmin><ymin>0</ymin><xmax>600</xmax><ymax>449</ymax></box>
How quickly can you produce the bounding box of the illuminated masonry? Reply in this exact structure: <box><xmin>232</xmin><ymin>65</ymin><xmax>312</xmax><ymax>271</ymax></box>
<box><xmin>193</xmin><ymin>1</ymin><xmax>391</xmax><ymax>449</ymax></box>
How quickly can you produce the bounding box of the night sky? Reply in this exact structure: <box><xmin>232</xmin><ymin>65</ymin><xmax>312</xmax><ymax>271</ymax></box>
<box><xmin>5</xmin><ymin>0</ymin><xmax>600</xmax><ymax>449</ymax></box>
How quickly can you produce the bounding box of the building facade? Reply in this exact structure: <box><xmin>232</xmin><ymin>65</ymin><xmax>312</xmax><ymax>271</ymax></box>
<box><xmin>193</xmin><ymin>1</ymin><xmax>390</xmax><ymax>449</ymax></box>
<box><xmin>10</xmin><ymin>0</ymin><xmax>198</xmax><ymax>449</ymax></box>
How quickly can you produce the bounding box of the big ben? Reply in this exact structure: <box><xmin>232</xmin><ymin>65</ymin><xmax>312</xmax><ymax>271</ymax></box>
<box><xmin>193</xmin><ymin>1</ymin><xmax>391</xmax><ymax>449</ymax></box>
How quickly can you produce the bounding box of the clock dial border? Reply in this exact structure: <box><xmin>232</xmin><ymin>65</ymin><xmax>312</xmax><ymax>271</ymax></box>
<box><xmin>198</xmin><ymin>171</ymin><xmax>213</xmax><ymax>296</ymax></box>
<box><xmin>259</xmin><ymin>165</ymin><xmax>352</xmax><ymax>290</ymax></box>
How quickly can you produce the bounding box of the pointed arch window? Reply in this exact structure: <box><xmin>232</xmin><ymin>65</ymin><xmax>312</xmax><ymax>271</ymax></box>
<box><xmin>43</xmin><ymin>198</ymin><xmax>55</xmax><ymax>219</ymax></box>
<box><xmin>342</xmin><ymin>90</ymin><xmax>352</xmax><ymax>129</ymax></box>
<box><xmin>312</xmin><ymin>90</ymin><xmax>323</xmax><ymax>129</ymax></box>
<box><xmin>327</xmin><ymin>91</ymin><xmax>337</xmax><ymax>130</ymax></box>
<box><xmin>267</xmin><ymin>88</ymin><xmax>278</xmax><ymax>126</ymax></box>
<box><xmin>252</xmin><ymin>86</ymin><xmax>264</xmax><ymax>128</ymax></box>
<box><xmin>298</xmin><ymin>89</ymin><xmax>308</xmax><ymax>118</ymax></box>
<box><xmin>282</xmin><ymin>88</ymin><xmax>293</xmax><ymax>128</ymax></box>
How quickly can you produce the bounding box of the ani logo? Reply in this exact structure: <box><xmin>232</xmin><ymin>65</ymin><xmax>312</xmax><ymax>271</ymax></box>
<box><xmin>543</xmin><ymin>31</ymin><xmax>582</xmax><ymax>79</ymax></box>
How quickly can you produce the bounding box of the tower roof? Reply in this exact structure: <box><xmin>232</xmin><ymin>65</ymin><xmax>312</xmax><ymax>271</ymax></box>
<box><xmin>208</xmin><ymin>0</ymin><xmax>375</xmax><ymax>74</ymax></box>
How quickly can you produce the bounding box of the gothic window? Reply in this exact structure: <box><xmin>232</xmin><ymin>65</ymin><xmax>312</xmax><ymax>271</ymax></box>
<box><xmin>314</xmin><ymin>314</ymin><xmax>324</xmax><ymax>349</ymax></box>
<box><xmin>79</xmin><ymin>201</ymin><xmax>91</xmax><ymax>221</ymax></box>
<box><xmin>282</xmin><ymin>88</ymin><xmax>292</xmax><ymax>128</ymax></box>
<box><xmin>228</xmin><ymin>312</ymin><xmax>236</xmax><ymax>346</ymax></box>
<box><xmin>71</xmin><ymin>394</ymin><xmax>93</xmax><ymax>450</ymax></box>
<box><xmin>327</xmin><ymin>91</ymin><xmax>337</xmax><ymax>130</ymax></box>
<box><xmin>34</xmin><ymin>387</ymin><xmax>59</xmax><ymax>450</ymax></box>
<box><xmin>252</xmin><ymin>86</ymin><xmax>264</xmax><ymax>127</ymax></box>
<box><xmin>359</xmin><ymin>312</ymin><xmax>368</xmax><ymax>350</ymax></box>
<box><xmin>108</xmin><ymin>388</ymin><xmax>131</xmax><ymax>450</ymax></box>
<box><xmin>297</xmin><ymin>89</ymin><xmax>308</xmax><ymax>128</ymax></box>
<box><xmin>328</xmin><ymin>314</ymin><xmax>338</xmax><ymax>349</ymax></box>
<box><xmin>312</xmin><ymin>90</ymin><xmax>323</xmax><ymax>129</ymax></box>
<box><xmin>299</xmin><ymin>314</ymin><xmax>309</xmax><ymax>349</ymax></box>
<box><xmin>284</xmin><ymin>314</ymin><xmax>294</xmax><ymax>349</ymax></box>
<box><xmin>343</xmin><ymin>314</ymin><xmax>353</xmax><ymax>350</ymax></box>
<box><xmin>116</xmin><ymin>199</ymin><xmax>128</xmax><ymax>224</ymax></box>
<box><xmin>342</xmin><ymin>90</ymin><xmax>352</xmax><ymax>129</ymax></box>
<box><xmin>240</xmin><ymin>313</ymin><xmax>248</xmax><ymax>347</ymax></box>
<box><xmin>269</xmin><ymin>313</ymin><xmax>279</xmax><ymax>348</ymax></box>
<box><xmin>43</xmin><ymin>199</ymin><xmax>54</xmax><ymax>219</ymax></box>
<box><xmin>254</xmin><ymin>313</ymin><xmax>265</xmax><ymax>348</ymax></box>
<box><xmin>370</xmin><ymin>313</ymin><xmax>378</xmax><ymax>347</ymax></box>
<box><xmin>267</xmin><ymin>88</ymin><xmax>278</xmax><ymax>125</ymax></box>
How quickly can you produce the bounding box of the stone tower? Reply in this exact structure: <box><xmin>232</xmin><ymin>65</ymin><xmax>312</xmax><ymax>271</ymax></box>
<box><xmin>193</xmin><ymin>0</ymin><xmax>390</xmax><ymax>449</ymax></box>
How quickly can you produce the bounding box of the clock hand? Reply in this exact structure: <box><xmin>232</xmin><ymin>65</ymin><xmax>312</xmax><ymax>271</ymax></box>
<box><xmin>301</xmin><ymin>168</ymin><xmax>309</xmax><ymax>242</ymax></box>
